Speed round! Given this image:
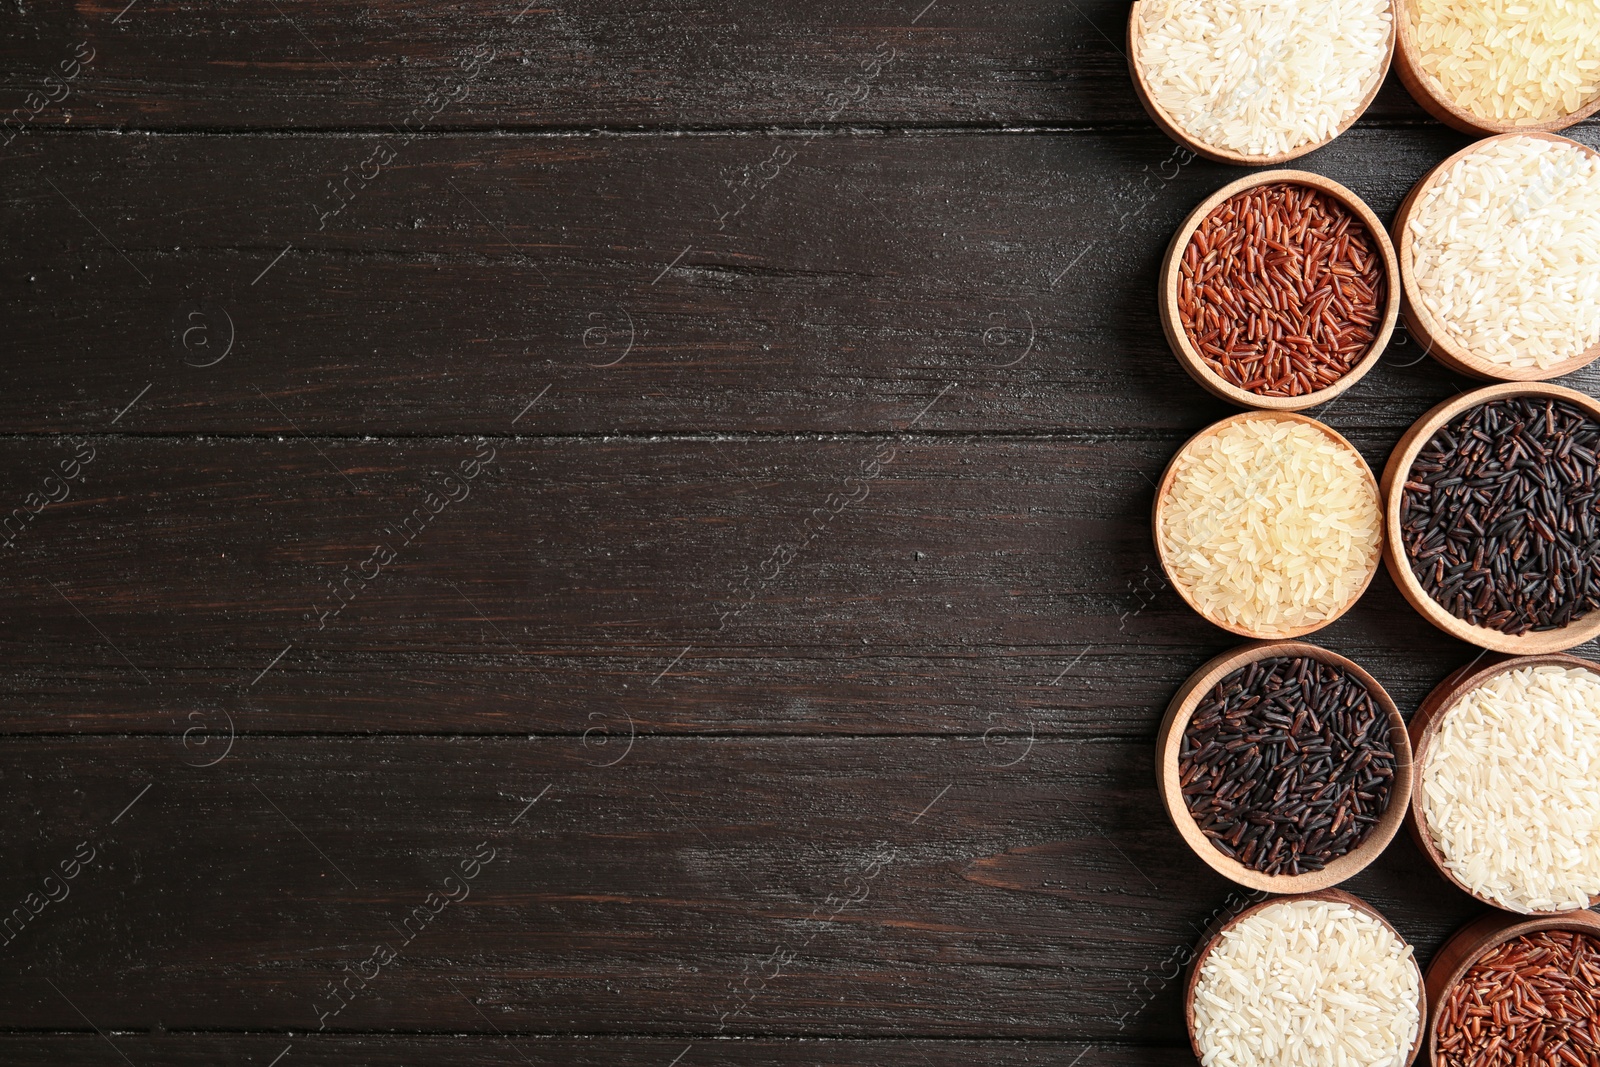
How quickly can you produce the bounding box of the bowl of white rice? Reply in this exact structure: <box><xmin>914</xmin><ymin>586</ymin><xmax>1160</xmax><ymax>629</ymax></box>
<box><xmin>1186</xmin><ymin>890</ymin><xmax>1425</xmax><ymax>1067</ymax></box>
<box><xmin>1129</xmin><ymin>0</ymin><xmax>1395</xmax><ymax>165</ymax></box>
<box><xmin>1394</xmin><ymin>133</ymin><xmax>1600</xmax><ymax>381</ymax></box>
<box><xmin>1410</xmin><ymin>654</ymin><xmax>1600</xmax><ymax>914</ymax></box>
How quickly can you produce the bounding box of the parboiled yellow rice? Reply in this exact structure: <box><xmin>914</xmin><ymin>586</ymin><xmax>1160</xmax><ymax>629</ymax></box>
<box><xmin>1158</xmin><ymin>417</ymin><xmax>1380</xmax><ymax>636</ymax></box>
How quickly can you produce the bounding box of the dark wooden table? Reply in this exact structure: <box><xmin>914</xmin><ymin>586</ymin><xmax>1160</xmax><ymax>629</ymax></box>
<box><xmin>3</xmin><ymin>4</ymin><xmax>1597</xmax><ymax>1064</ymax></box>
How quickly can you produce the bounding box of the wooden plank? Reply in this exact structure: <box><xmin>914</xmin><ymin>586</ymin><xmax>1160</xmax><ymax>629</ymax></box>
<box><xmin>0</xmin><ymin>1036</ymin><xmax>1190</xmax><ymax>1066</ymax></box>
<box><xmin>0</xmin><ymin>1</ymin><xmax>1440</xmax><ymax>131</ymax></box>
<box><xmin>0</xmin><ymin>736</ymin><xmax>1478</xmax><ymax>1037</ymax></box>
<box><xmin>3</xmin><ymin>4</ymin><xmax>1549</xmax><ymax>1055</ymax></box>
<box><xmin>0</xmin><ymin>435</ymin><xmax>1486</xmax><ymax>735</ymax></box>
<box><xmin>14</xmin><ymin>125</ymin><xmax>1600</xmax><ymax>436</ymax></box>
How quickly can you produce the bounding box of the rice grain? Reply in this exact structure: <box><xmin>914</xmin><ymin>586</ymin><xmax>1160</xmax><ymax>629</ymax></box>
<box><xmin>1422</xmin><ymin>663</ymin><xmax>1600</xmax><ymax>914</ymax></box>
<box><xmin>1409</xmin><ymin>0</ymin><xmax>1600</xmax><ymax>127</ymax></box>
<box><xmin>1192</xmin><ymin>898</ymin><xmax>1422</xmax><ymax>1067</ymax></box>
<box><xmin>1158</xmin><ymin>417</ymin><xmax>1381</xmax><ymax>636</ymax></box>
<box><xmin>1136</xmin><ymin>0</ymin><xmax>1392</xmax><ymax>159</ymax></box>
<box><xmin>1407</xmin><ymin>135</ymin><xmax>1600</xmax><ymax>370</ymax></box>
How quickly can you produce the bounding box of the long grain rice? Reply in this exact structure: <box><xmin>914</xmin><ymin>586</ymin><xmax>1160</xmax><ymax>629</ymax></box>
<box><xmin>1136</xmin><ymin>0</ymin><xmax>1392</xmax><ymax>159</ymax></box>
<box><xmin>1158</xmin><ymin>417</ymin><xmax>1380</xmax><ymax>636</ymax></box>
<box><xmin>1407</xmin><ymin>134</ymin><xmax>1600</xmax><ymax>369</ymax></box>
<box><xmin>1193</xmin><ymin>898</ymin><xmax>1422</xmax><ymax>1067</ymax></box>
<box><xmin>1409</xmin><ymin>0</ymin><xmax>1600</xmax><ymax>126</ymax></box>
<box><xmin>1422</xmin><ymin>663</ymin><xmax>1600</xmax><ymax>914</ymax></box>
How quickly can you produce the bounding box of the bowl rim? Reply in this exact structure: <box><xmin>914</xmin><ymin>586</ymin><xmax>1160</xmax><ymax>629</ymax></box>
<box><xmin>1422</xmin><ymin>909</ymin><xmax>1600</xmax><ymax>1065</ymax></box>
<box><xmin>1407</xmin><ymin>651</ymin><xmax>1600</xmax><ymax>913</ymax></box>
<box><xmin>1185</xmin><ymin>888</ymin><xmax>1427</xmax><ymax>1067</ymax></box>
<box><xmin>1378</xmin><ymin>381</ymin><xmax>1600</xmax><ymax>652</ymax></box>
<box><xmin>1127</xmin><ymin>0</ymin><xmax>1396</xmax><ymax>166</ymax></box>
<box><xmin>1153</xmin><ymin>410</ymin><xmax>1384</xmax><ymax>640</ymax></box>
<box><xmin>1392</xmin><ymin>0</ymin><xmax>1600</xmax><ymax>137</ymax></box>
<box><xmin>1158</xmin><ymin>169</ymin><xmax>1401</xmax><ymax>411</ymax></box>
<box><xmin>1157</xmin><ymin>639</ymin><xmax>1414</xmax><ymax>893</ymax></box>
<box><xmin>1392</xmin><ymin>131</ymin><xmax>1600</xmax><ymax>382</ymax></box>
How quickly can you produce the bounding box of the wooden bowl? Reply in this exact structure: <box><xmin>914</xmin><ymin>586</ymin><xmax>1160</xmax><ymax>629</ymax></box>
<box><xmin>1407</xmin><ymin>652</ymin><xmax>1600</xmax><ymax>912</ymax></box>
<box><xmin>1160</xmin><ymin>171</ymin><xmax>1400</xmax><ymax>411</ymax></box>
<box><xmin>1392</xmin><ymin>133</ymin><xmax>1600</xmax><ymax>381</ymax></box>
<box><xmin>1154</xmin><ymin>411</ymin><xmax>1384</xmax><ymax>639</ymax></box>
<box><xmin>1380</xmin><ymin>381</ymin><xmax>1600</xmax><ymax>652</ymax></box>
<box><xmin>1158</xmin><ymin>640</ymin><xmax>1414</xmax><ymax>893</ymax></box>
<box><xmin>1423</xmin><ymin>910</ymin><xmax>1600</xmax><ymax>1065</ymax></box>
<box><xmin>1393</xmin><ymin>0</ymin><xmax>1600</xmax><ymax>137</ymax></box>
<box><xmin>1127</xmin><ymin>1</ymin><xmax>1395</xmax><ymax>166</ymax></box>
<box><xmin>1185</xmin><ymin>889</ymin><xmax>1427</xmax><ymax>1067</ymax></box>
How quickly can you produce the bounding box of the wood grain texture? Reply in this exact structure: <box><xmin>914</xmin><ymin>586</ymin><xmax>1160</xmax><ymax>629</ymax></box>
<box><xmin>6</xmin><ymin>5</ymin><xmax>1593</xmax><ymax>1055</ymax></box>
<box><xmin>0</xmin><ymin>737</ymin><xmax>1476</xmax><ymax>1038</ymax></box>
<box><xmin>0</xmin><ymin>2</ymin><xmax>1441</xmax><ymax>132</ymax></box>
<box><xmin>0</xmin><ymin>434</ymin><xmax>1508</xmax><ymax>736</ymax></box>
<box><xmin>7</xmin><ymin>126</ymin><xmax>1599</xmax><ymax>437</ymax></box>
<box><xmin>0</xmin><ymin>1037</ymin><xmax>1191</xmax><ymax>1066</ymax></box>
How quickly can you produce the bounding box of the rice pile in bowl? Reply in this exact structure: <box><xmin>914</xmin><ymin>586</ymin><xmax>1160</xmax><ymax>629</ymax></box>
<box><xmin>1408</xmin><ymin>0</ymin><xmax>1600</xmax><ymax>127</ymax></box>
<box><xmin>1421</xmin><ymin>663</ymin><xmax>1600</xmax><ymax>913</ymax></box>
<box><xmin>1157</xmin><ymin>416</ymin><xmax>1381</xmax><ymax>637</ymax></box>
<box><xmin>1136</xmin><ymin>0</ymin><xmax>1392</xmax><ymax>159</ymax></box>
<box><xmin>1406</xmin><ymin>135</ymin><xmax>1600</xmax><ymax>371</ymax></box>
<box><xmin>1192</xmin><ymin>897</ymin><xmax>1422</xmax><ymax>1067</ymax></box>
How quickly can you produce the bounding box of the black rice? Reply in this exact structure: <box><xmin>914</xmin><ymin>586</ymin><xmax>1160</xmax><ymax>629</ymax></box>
<box><xmin>1400</xmin><ymin>396</ymin><xmax>1600</xmax><ymax>635</ymax></box>
<box><xmin>1180</xmin><ymin>655</ymin><xmax>1395</xmax><ymax>876</ymax></box>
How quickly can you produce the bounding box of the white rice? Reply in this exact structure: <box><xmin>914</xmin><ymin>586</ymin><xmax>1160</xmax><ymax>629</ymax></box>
<box><xmin>1421</xmin><ymin>663</ymin><xmax>1600</xmax><ymax>914</ymax></box>
<box><xmin>1136</xmin><ymin>0</ymin><xmax>1393</xmax><ymax>159</ymax></box>
<box><xmin>1193</xmin><ymin>898</ymin><xmax>1422</xmax><ymax>1067</ymax></box>
<box><xmin>1407</xmin><ymin>134</ymin><xmax>1600</xmax><ymax>369</ymax></box>
<box><xmin>1158</xmin><ymin>417</ymin><xmax>1381</xmax><ymax>637</ymax></box>
<box><xmin>1409</xmin><ymin>0</ymin><xmax>1600</xmax><ymax>126</ymax></box>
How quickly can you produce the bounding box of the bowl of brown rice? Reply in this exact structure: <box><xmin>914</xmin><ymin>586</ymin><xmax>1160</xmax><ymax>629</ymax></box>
<box><xmin>1160</xmin><ymin>170</ymin><xmax>1400</xmax><ymax>410</ymax></box>
<box><xmin>1424</xmin><ymin>909</ymin><xmax>1600</xmax><ymax>1067</ymax></box>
